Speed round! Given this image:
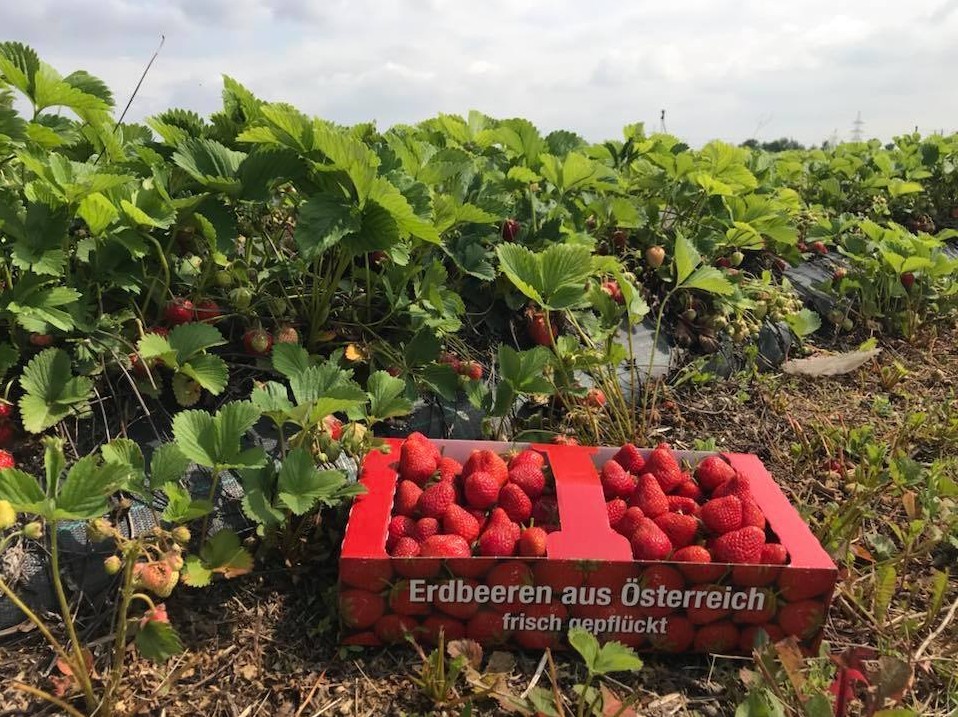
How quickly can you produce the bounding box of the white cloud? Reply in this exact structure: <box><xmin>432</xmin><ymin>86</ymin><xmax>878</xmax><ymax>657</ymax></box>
<box><xmin>3</xmin><ymin>0</ymin><xmax>956</xmax><ymax>145</ymax></box>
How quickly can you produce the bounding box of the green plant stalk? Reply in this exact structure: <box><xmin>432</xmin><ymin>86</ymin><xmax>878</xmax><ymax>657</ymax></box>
<box><xmin>641</xmin><ymin>286</ymin><xmax>678</xmax><ymax>436</ymax></box>
<box><xmin>200</xmin><ymin>466</ymin><xmax>224</xmax><ymax>542</ymax></box>
<box><xmin>102</xmin><ymin>551</ymin><xmax>139</xmax><ymax>717</ymax></box>
<box><xmin>139</xmin><ymin>233</ymin><xmax>173</xmax><ymax>320</ymax></box>
<box><xmin>11</xmin><ymin>682</ymin><xmax>87</xmax><ymax>717</ymax></box>
<box><xmin>577</xmin><ymin>672</ymin><xmax>595</xmax><ymax>717</ymax></box>
<box><xmin>48</xmin><ymin>520</ymin><xmax>98</xmax><ymax>712</ymax></box>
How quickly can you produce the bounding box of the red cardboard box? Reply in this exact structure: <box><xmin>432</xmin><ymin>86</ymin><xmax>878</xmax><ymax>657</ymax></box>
<box><xmin>339</xmin><ymin>439</ymin><xmax>837</xmax><ymax>654</ymax></box>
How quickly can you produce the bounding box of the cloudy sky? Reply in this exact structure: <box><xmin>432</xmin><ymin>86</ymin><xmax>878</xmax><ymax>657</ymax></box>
<box><xmin>4</xmin><ymin>0</ymin><xmax>957</xmax><ymax>146</ymax></box>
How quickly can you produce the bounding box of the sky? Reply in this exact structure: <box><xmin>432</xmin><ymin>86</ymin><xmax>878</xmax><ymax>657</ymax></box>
<box><xmin>3</xmin><ymin>0</ymin><xmax>957</xmax><ymax>147</ymax></box>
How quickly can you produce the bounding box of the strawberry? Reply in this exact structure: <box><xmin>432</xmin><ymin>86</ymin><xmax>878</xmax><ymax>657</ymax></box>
<box><xmin>672</xmin><ymin>545</ymin><xmax>712</xmax><ymax>563</ymax></box>
<box><xmin>518</xmin><ymin>526</ymin><xmax>548</xmax><ymax>557</ymax></box>
<box><xmin>715</xmin><ymin>257</ymin><xmax>731</xmax><ymax>269</ymax></box>
<box><xmin>732</xmin><ymin>587</ymin><xmax>777</xmax><ymax>625</ymax></box>
<box><xmin>194</xmin><ymin>299</ymin><xmax>223</xmax><ymax>324</ymax></box>
<box><xmin>515</xmin><ymin>603</ymin><xmax>567</xmax><ymax>650</ymax></box>
<box><xmin>421</xmin><ymin>615</ymin><xmax>466</xmax><ymax>645</ymax></box>
<box><xmin>322</xmin><ymin>414</ymin><xmax>343</xmax><ymax>440</ymax></box>
<box><xmin>693</xmin><ymin>621</ymin><xmax>739</xmax><ymax>653</ymax></box>
<box><xmin>417</xmin><ymin>481</ymin><xmax>456</xmax><ymax>519</ymax></box>
<box><xmin>339</xmin><ymin>561</ymin><xmax>393</xmax><ymax>592</ymax></box>
<box><xmin>340</xmin><ymin>589</ymin><xmax>386</xmax><ymax>629</ymax></box>
<box><xmin>615</xmin><ymin>506</ymin><xmax>645</xmax><ymax>537</ymax></box>
<box><xmin>374</xmin><ymin>614</ymin><xmax>419</xmax><ymax>644</ymax></box>
<box><xmin>741</xmin><ymin>500</ymin><xmax>766</xmax><ymax>530</ymax></box>
<box><xmin>526</xmin><ymin>308</ymin><xmax>556</xmax><ymax>347</ymax></box>
<box><xmin>29</xmin><ymin>333</ymin><xmax>54</xmax><ymax>347</ymax></box>
<box><xmin>777</xmin><ymin>569</ymin><xmax>834</xmax><ymax>601</ymax></box>
<box><xmin>0</xmin><ymin>402</ymin><xmax>13</xmax><ymax>420</ymax></box>
<box><xmin>387</xmin><ymin>515</ymin><xmax>416</xmax><ymax>549</ymax></box>
<box><xmin>438</xmin><ymin>351</ymin><xmax>461</xmax><ymax>372</ymax></box>
<box><xmin>900</xmin><ymin>272</ymin><xmax>915</xmax><ymax>289</ymax></box>
<box><xmin>459</xmin><ymin>360</ymin><xmax>483</xmax><ymax>381</ymax></box>
<box><xmin>712</xmin><ymin>474</ymin><xmax>751</xmax><ymax>500</ymax></box>
<box><xmin>600</xmin><ymin>280</ymin><xmax>624</xmax><ymax>304</ymax></box>
<box><xmin>164</xmin><ymin>298</ymin><xmax>194</xmax><ymax>325</ymax></box>
<box><xmin>653</xmin><ymin>512</ymin><xmax>699</xmax><ymax>549</ymax></box>
<box><xmin>274</xmin><ymin>324</ymin><xmax>299</xmax><ymax>344</ymax></box>
<box><xmin>464</xmin><ymin>470</ymin><xmax>500</xmax><ymax>510</ymax></box>
<box><xmin>229</xmin><ymin>287</ymin><xmax>252</xmax><ymax>310</ymax></box>
<box><xmin>399</xmin><ymin>434</ymin><xmax>440</xmax><ymax>485</ymax></box>
<box><xmin>612</xmin><ymin>444</ymin><xmax>645</xmax><ymax>474</ymax></box>
<box><xmin>435</xmin><ymin>578</ymin><xmax>481</xmax><ymax>620</ymax></box>
<box><xmin>437</xmin><ymin>456</ymin><xmax>462</xmax><ymax>482</ymax></box>
<box><xmin>533</xmin><ymin>561</ymin><xmax>584</xmax><ymax>590</ymax></box>
<box><xmin>778</xmin><ymin>600</ymin><xmax>824</xmax><ymax>640</ymax></box>
<box><xmin>466</xmin><ymin>509</ymin><xmax>489</xmax><ymax>534</ymax></box>
<box><xmin>467</xmin><ymin>611</ymin><xmax>510</xmax><ymax>644</ymax></box>
<box><xmin>701</xmin><ymin>495</ymin><xmax>744</xmax><ymax>535</ymax></box>
<box><xmin>478</xmin><ymin>525</ymin><xmax>518</xmax><ymax>557</ymax></box>
<box><xmin>388</xmin><ymin>580</ymin><xmax>431</xmax><ymax>616</ymax></box>
<box><xmin>585</xmin><ymin>388</ymin><xmax>607</xmax><ymax>408</ymax></box>
<box><xmin>712</xmin><ymin>526</ymin><xmax>765</xmax><ymax>563</ymax></box>
<box><xmin>501</xmin><ymin>218</ymin><xmax>520</xmax><ymax>242</ymax></box>
<box><xmin>487</xmin><ymin>507</ymin><xmax>521</xmax><ymax>537</ymax></box>
<box><xmin>420</xmin><ymin>534</ymin><xmax>471</xmax><ymax>558</ymax></box>
<box><xmin>498</xmin><ymin>483</ymin><xmax>533</xmax><ymax>523</ymax></box>
<box><xmin>413</xmin><ymin>517</ymin><xmax>440</xmax><ymax>542</ymax></box>
<box><xmin>667</xmin><ymin>495</ymin><xmax>701</xmax><ymax>516</ymax></box>
<box><xmin>390</xmin><ymin>536</ymin><xmax>421</xmax><ymax>557</ymax></box>
<box><xmin>531</xmin><ymin>495</ymin><xmax>559</xmax><ymax>525</ymax></box>
<box><xmin>811</xmin><ymin>241</ymin><xmax>828</xmax><ymax>255</ymax></box>
<box><xmin>645</xmin><ymin>443</ymin><xmax>685</xmax><ymax>493</ymax></box>
<box><xmin>243</xmin><ymin>328</ymin><xmax>273</xmax><ymax>356</ymax></box>
<box><xmin>606</xmin><ymin>498</ymin><xmax>627</xmax><ymax>530</ymax></box>
<box><xmin>761</xmin><ymin>543</ymin><xmax>788</xmax><ymax>565</ymax></box>
<box><xmin>393</xmin><ymin>480</ymin><xmax>423</xmax><ymax>517</ymax></box>
<box><xmin>508</xmin><ymin>462</ymin><xmax>546</xmax><ymax>499</ymax></box>
<box><xmin>0</xmin><ymin>450</ymin><xmax>15</xmax><ymax>470</ymax></box>
<box><xmin>631</xmin><ymin>473</ymin><xmax>669</xmax><ymax>518</ymax></box>
<box><xmin>509</xmin><ymin>449</ymin><xmax>545</xmax><ymax>470</ymax></box>
<box><xmin>0</xmin><ymin>425</ymin><xmax>13</xmax><ymax>448</ymax></box>
<box><xmin>611</xmin><ymin>229</ymin><xmax>628</xmax><ymax>249</ymax></box>
<box><xmin>650</xmin><ymin>615</ymin><xmax>694</xmax><ymax>652</ymax></box>
<box><xmin>673</xmin><ymin>480</ymin><xmax>703</xmax><ymax>501</ymax></box>
<box><xmin>630</xmin><ymin>517</ymin><xmax>673</xmax><ymax>560</ymax></box>
<box><xmin>645</xmin><ymin>245</ymin><xmax>666</xmax><ymax>269</ymax></box>
<box><xmin>463</xmin><ymin>449</ymin><xmax>509</xmax><ymax>487</ymax></box>
<box><xmin>600</xmin><ymin>460</ymin><xmax>636</xmax><ymax>500</ymax></box>
<box><xmin>739</xmin><ymin>624</ymin><xmax>784</xmax><ymax>653</ymax></box>
<box><xmin>442</xmin><ymin>504</ymin><xmax>481</xmax><ymax>543</ymax></box>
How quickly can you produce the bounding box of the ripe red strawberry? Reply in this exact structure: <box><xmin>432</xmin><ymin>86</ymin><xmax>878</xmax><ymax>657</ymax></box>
<box><xmin>0</xmin><ymin>425</ymin><xmax>14</xmax><ymax>448</ymax></box>
<box><xmin>322</xmin><ymin>415</ymin><xmax>343</xmax><ymax>440</ymax></box>
<box><xmin>526</xmin><ymin>308</ymin><xmax>556</xmax><ymax>347</ymax></box>
<box><xmin>630</xmin><ymin>517</ymin><xmax>673</xmax><ymax>560</ymax></box>
<box><xmin>0</xmin><ymin>402</ymin><xmax>13</xmax><ymax>420</ymax></box>
<box><xmin>667</xmin><ymin>495</ymin><xmax>701</xmax><ymax>516</ymax></box>
<box><xmin>340</xmin><ymin>589</ymin><xmax>386</xmax><ymax>629</ymax></box>
<box><xmin>712</xmin><ymin>474</ymin><xmax>751</xmax><ymax>500</ymax></box>
<box><xmin>631</xmin><ymin>473</ymin><xmax>669</xmax><ymax>518</ymax></box>
<box><xmin>600</xmin><ymin>280</ymin><xmax>624</xmax><ymax>304</ymax></box>
<box><xmin>778</xmin><ymin>569</ymin><xmax>834</xmax><ymax>601</ymax></box>
<box><xmin>645</xmin><ymin>443</ymin><xmax>685</xmax><ymax>492</ymax></box>
<box><xmin>761</xmin><ymin>543</ymin><xmax>788</xmax><ymax>565</ymax></box>
<box><xmin>778</xmin><ymin>600</ymin><xmax>824</xmax><ymax>640</ymax></box>
<box><xmin>606</xmin><ymin>498</ymin><xmax>627</xmax><ymax>530</ymax></box>
<box><xmin>459</xmin><ymin>360</ymin><xmax>483</xmax><ymax>381</ymax></box>
<box><xmin>243</xmin><ymin>328</ymin><xmax>273</xmax><ymax>356</ymax></box>
<box><xmin>615</xmin><ymin>506</ymin><xmax>645</xmax><ymax>537</ymax></box>
<box><xmin>464</xmin><ymin>470</ymin><xmax>500</xmax><ymax>510</ymax></box>
<box><xmin>463</xmin><ymin>449</ymin><xmax>509</xmax><ymax>486</ymax></box>
<box><xmin>741</xmin><ymin>500</ymin><xmax>766</xmax><ymax>530</ymax></box>
<box><xmin>374</xmin><ymin>614</ymin><xmax>419</xmax><ymax>644</ymax></box>
<box><xmin>417</xmin><ymin>481</ymin><xmax>456</xmax><ymax>519</ymax></box>
<box><xmin>413</xmin><ymin>517</ymin><xmax>439</xmax><ymax>542</ymax></box>
<box><xmin>467</xmin><ymin>611</ymin><xmax>509</xmax><ymax>644</ymax></box>
<box><xmin>653</xmin><ymin>512</ymin><xmax>699</xmax><ymax>549</ymax></box>
<box><xmin>478</xmin><ymin>525</ymin><xmax>518</xmax><ymax>557</ymax></box>
<box><xmin>394</xmin><ymin>480</ymin><xmax>423</xmax><ymax>517</ymax></box>
<box><xmin>498</xmin><ymin>483</ymin><xmax>533</xmax><ymax>523</ymax></box>
<box><xmin>518</xmin><ymin>526</ymin><xmax>548</xmax><ymax>557</ymax></box>
<box><xmin>442</xmin><ymin>504</ymin><xmax>481</xmax><ymax>543</ymax></box>
<box><xmin>811</xmin><ymin>241</ymin><xmax>828</xmax><ymax>255</ymax></box>
<box><xmin>650</xmin><ymin>616</ymin><xmax>694</xmax><ymax>652</ymax></box>
<box><xmin>733</xmin><ymin>587</ymin><xmax>777</xmax><ymax>625</ymax></box>
<box><xmin>274</xmin><ymin>324</ymin><xmax>299</xmax><ymax>345</ymax></box>
<box><xmin>695</xmin><ymin>456</ymin><xmax>735</xmax><ymax>493</ymax></box>
<box><xmin>421</xmin><ymin>615</ymin><xmax>466</xmax><ymax>645</ymax></box>
<box><xmin>0</xmin><ymin>449</ymin><xmax>14</xmax><ymax>470</ymax></box>
<box><xmin>612</xmin><ymin>444</ymin><xmax>645</xmax><ymax>474</ymax></box>
<box><xmin>387</xmin><ymin>515</ymin><xmax>416</xmax><ymax>549</ymax></box>
<box><xmin>508</xmin><ymin>462</ymin><xmax>546</xmax><ymax>499</ymax></box>
<box><xmin>672</xmin><ymin>545</ymin><xmax>712</xmax><ymax>563</ymax></box>
<box><xmin>194</xmin><ymin>299</ymin><xmax>223</xmax><ymax>323</ymax></box>
<box><xmin>900</xmin><ymin>272</ymin><xmax>915</xmax><ymax>289</ymax></box>
<box><xmin>509</xmin><ymin>449</ymin><xmax>545</xmax><ymax>469</ymax></box>
<box><xmin>420</xmin><ymin>534</ymin><xmax>471</xmax><ymax>558</ymax></box>
<box><xmin>466</xmin><ymin>509</ymin><xmax>488</xmax><ymax>534</ymax></box>
<box><xmin>739</xmin><ymin>624</ymin><xmax>784</xmax><ymax>653</ymax></box>
<box><xmin>501</xmin><ymin>218</ymin><xmax>520</xmax><ymax>242</ymax></box>
<box><xmin>674</xmin><ymin>480</ymin><xmax>703</xmax><ymax>501</ymax></box>
<box><xmin>487</xmin><ymin>507</ymin><xmax>521</xmax><ymax>537</ymax></box>
<box><xmin>435</xmin><ymin>578</ymin><xmax>481</xmax><ymax>620</ymax></box>
<box><xmin>687</xmin><ymin>586</ymin><xmax>732</xmax><ymax>625</ymax></box>
<box><xmin>339</xmin><ymin>561</ymin><xmax>393</xmax><ymax>592</ymax></box>
<box><xmin>399</xmin><ymin>434</ymin><xmax>440</xmax><ymax>486</ymax></box>
<box><xmin>585</xmin><ymin>388</ymin><xmax>607</xmax><ymax>408</ymax></box>
<box><xmin>390</xmin><ymin>536</ymin><xmax>421</xmax><ymax>557</ymax></box>
<box><xmin>713</xmin><ymin>526</ymin><xmax>765</xmax><ymax>563</ymax></box>
<box><xmin>531</xmin><ymin>495</ymin><xmax>559</xmax><ymax>525</ymax></box>
<box><xmin>601</xmin><ymin>460</ymin><xmax>636</xmax><ymax>500</ymax></box>
<box><xmin>164</xmin><ymin>297</ymin><xmax>194</xmax><ymax>325</ymax></box>
<box><xmin>701</xmin><ymin>495</ymin><xmax>744</xmax><ymax>535</ymax></box>
<box><xmin>438</xmin><ymin>351</ymin><xmax>461</xmax><ymax>372</ymax></box>
<box><xmin>389</xmin><ymin>580</ymin><xmax>431</xmax><ymax>616</ymax></box>
<box><xmin>437</xmin><ymin>456</ymin><xmax>462</xmax><ymax>482</ymax></box>
<box><xmin>693</xmin><ymin>621</ymin><xmax>739</xmax><ymax>653</ymax></box>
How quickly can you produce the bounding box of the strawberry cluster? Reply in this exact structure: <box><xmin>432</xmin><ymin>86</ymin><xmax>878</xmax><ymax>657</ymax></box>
<box><xmin>0</xmin><ymin>399</ymin><xmax>15</xmax><ymax>449</ymax></box>
<box><xmin>603</xmin><ymin>443</ymin><xmax>789</xmax><ymax>566</ymax></box>
<box><xmin>387</xmin><ymin>434</ymin><xmax>558</xmax><ymax>559</ymax></box>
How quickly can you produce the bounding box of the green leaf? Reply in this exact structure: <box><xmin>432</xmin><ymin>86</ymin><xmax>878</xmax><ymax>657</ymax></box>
<box><xmin>496</xmin><ymin>243</ymin><xmax>544</xmax><ymax>305</ymax></box>
<box><xmin>77</xmin><ymin>192</ymin><xmax>118</xmax><ymax>235</ymax></box>
<box><xmin>366</xmin><ymin>371</ymin><xmax>413</xmax><ymax>422</ymax></box>
<box><xmin>404</xmin><ymin>328</ymin><xmax>440</xmax><ymax>367</ymax></box>
<box><xmin>0</xmin><ymin>42</ymin><xmax>41</xmax><ymax>100</ymax></box>
<box><xmin>161</xmin><ymin>483</ymin><xmax>213</xmax><ymax>523</ymax></box>
<box><xmin>277</xmin><ymin>448</ymin><xmax>347</xmax><ymax>515</ymax></box>
<box><xmin>0</xmin><ymin>343</ymin><xmax>19</xmax><ymax>381</ymax></box>
<box><xmin>367</xmin><ymin>177</ymin><xmax>440</xmax><ymax>244</ymax></box>
<box><xmin>172</xmin><ymin>410</ymin><xmax>218</xmax><ymax>468</ymax></box>
<box><xmin>592</xmin><ymin>641</ymin><xmax>643</xmax><ymax>675</ymax></box>
<box><xmin>673</xmin><ymin>234</ymin><xmax>700</xmax><ymax>285</ymax></box>
<box><xmin>168</xmin><ymin>322</ymin><xmax>227</xmax><ymax>361</ymax></box>
<box><xmin>682</xmin><ymin>266</ymin><xmax>735</xmax><ymax>295</ymax></box>
<box><xmin>785</xmin><ymin>308</ymin><xmax>822</xmax><ymax>337</ymax></box>
<box><xmin>199</xmin><ymin>529</ymin><xmax>253</xmax><ymax>578</ymax></box>
<box><xmin>419</xmin><ymin>364</ymin><xmax>461</xmax><ymax>402</ymax></box>
<box><xmin>181</xmin><ymin>555</ymin><xmax>213</xmax><ymax>587</ymax></box>
<box><xmin>0</xmin><ymin>468</ymin><xmax>46</xmax><ymax>514</ymax></box>
<box><xmin>567</xmin><ymin>627</ymin><xmax>600</xmax><ymax>672</ymax></box>
<box><xmin>496</xmin><ymin>244</ymin><xmax>593</xmax><ymax>310</ymax></box>
<box><xmin>18</xmin><ymin>349</ymin><xmax>92</xmax><ymax>433</ymax></box>
<box><xmin>172</xmin><ymin>138</ymin><xmax>245</xmax><ymax>194</ymax></box>
<box><xmin>498</xmin><ymin>345</ymin><xmax>554</xmax><ymax>394</ymax></box>
<box><xmin>101</xmin><ymin>438</ymin><xmax>144</xmax><ymax>474</ymax></box>
<box><xmin>874</xmin><ymin>565</ymin><xmax>896</xmax><ymax>622</ymax></box>
<box><xmin>135</xmin><ymin>620</ymin><xmax>183</xmax><ymax>662</ymax></box>
<box><xmin>735</xmin><ymin>689</ymin><xmax>786</xmax><ymax>717</ymax></box>
<box><xmin>293</xmin><ymin>194</ymin><xmax>360</xmax><ymax>258</ymax></box>
<box><xmin>250</xmin><ymin>381</ymin><xmax>294</xmax><ymax>418</ymax></box>
<box><xmin>271</xmin><ymin>342</ymin><xmax>311</xmax><ymax>378</ymax></box>
<box><xmin>180</xmin><ymin>354</ymin><xmax>229</xmax><ymax>395</ymax></box>
<box><xmin>149</xmin><ymin>444</ymin><xmax>190</xmax><ymax>488</ymax></box>
<box><xmin>55</xmin><ymin>457</ymin><xmax>128</xmax><ymax>520</ymax></box>
<box><xmin>239</xmin><ymin>465</ymin><xmax>285</xmax><ymax>528</ymax></box>
<box><xmin>137</xmin><ymin>333</ymin><xmax>178</xmax><ymax>366</ymax></box>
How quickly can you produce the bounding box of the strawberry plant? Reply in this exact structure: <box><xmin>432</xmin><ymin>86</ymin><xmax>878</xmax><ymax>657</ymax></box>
<box><xmin>135</xmin><ymin>322</ymin><xmax>228</xmax><ymax>405</ymax></box>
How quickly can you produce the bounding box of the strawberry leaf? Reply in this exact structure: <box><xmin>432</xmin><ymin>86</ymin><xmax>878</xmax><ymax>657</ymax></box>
<box><xmin>181</xmin><ymin>556</ymin><xmax>212</xmax><ymax>587</ymax></box>
<box><xmin>161</xmin><ymin>483</ymin><xmax>213</xmax><ymax>523</ymax></box>
<box><xmin>277</xmin><ymin>447</ymin><xmax>348</xmax><ymax>515</ymax></box>
<box><xmin>365</xmin><ymin>371</ymin><xmax>413</xmax><ymax>423</ymax></box>
<box><xmin>198</xmin><ymin>529</ymin><xmax>253</xmax><ymax>578</ymax></box>
<box><xmin>0</xmin><ymin>468</ymin><xmax>46</xmax><ymax>514</ymax></box>
<box><xmin>149</xmin><ymin>443</ymin><xmax>190</xmax><ymax>488</ymax></box>
<box><xmin>135</xmin><ymin>620</ymin><xmax>183</xmax><ymax>663</ymax></box>
<box><xmin>18</xmin><ymin>348</ymin><xmax>92</xmax><ymax>433</ymax></box>
<box><xmin>179</xmin><ymin>354</ymin><xmax>228</xmax><ymax>395</ymax></box>
<box><xmin>54</xmin><ymin>457</ymin><xmax>129</xmax><ymax>520</ymax></box>
<box><xmin>271</xmin><ymin>343</ymin><xmax>311</xmax><ymax>379</ymax></box>
<box><xmin>168</xmin><ymin>322</ymin><xmax>226</xmax><ymax>362</ymax></box>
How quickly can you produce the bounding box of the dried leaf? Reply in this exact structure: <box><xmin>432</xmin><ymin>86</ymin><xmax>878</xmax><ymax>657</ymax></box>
<box><xmin>487</xmin><ymin>651</ymin><xmax>517</xmax><ymax>675</ymax></box>
<box><xmin>447</xmin><ymin>639</ymin><xmax>483</xmax><ymax>669</ymax></box>
<box><xmin>851</xmin><ymin>544</ymin><xmax>876</xmax><ymax>563</ymax></box>
<box><xmin>869</xmin><ymin>656</ymin><xmax>913</xmax><ymax>705</ymax></box>
<box><xmin>782</xmin><ymin>349</ymin><xmax>882</xmax><ymax>377</ymax></box>
<box><xmin>901</xmin><ymin>491</ymin><xmax>917</xmax><ymax>520</ymax></box>
<box><xmin>774</xmin><ymin>638</ymin><xmax>807</xmax><ymax>696</ymax></box>
<box><xmin>601</xmin><ymin>685</ymin><xmax>638</xmax><ymax>717</ymax></box>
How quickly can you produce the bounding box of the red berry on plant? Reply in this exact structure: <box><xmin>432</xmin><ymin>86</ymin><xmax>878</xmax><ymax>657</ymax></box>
<box><xmin>900</xmin><ymin>272</ymin><xmax>915</xmax><ymax>289</ymax></box>
<box><xmin>585</xmin><ymin>388</ymin><xmax>607</xmax><ymax>408</ymax></box>
<box><xmin>242</xmin><ymin>328</ymin><xmax>273</xmax><ymax>356</ymax></box>
<box><xmin>0</xmin><ymin>449</ymin><xmax>15</xmax><ymax>469</ymax></box>
<box><xmin>29</xmin><ymin>333</ymin><xmax>54</xmax><ymax>347</ymax></box>
<box><xmin>164</xmin><ymin>298</ymin><xmax>194</xmax><ymax>325</ymax></box>
<box><xmin>194</xmin><ymin>299</ymin><xmax>223</xmax><ymax>323</ymax></box>
<box><xmin>274</xmin><ymin>325</ymin><xmax>299</xmax><ymax>344</ymax></box>
<box><xmin>811</xmin><ymin>241</ymin><xmax>828</xmax><ymax>255</ymax></box>
<box><xmin>518</xmin><ymin>526</ymin><xmax>548</xmax><ymax>557</ymax></box>
<box><xmin>600</xmin><ymin>280</ymin><xmax>624</xmax><ymax>304</ymax></box>
<box><xmin>501</xmin><ymin>218</ymin><xmax>520</xmax><ymax>242</ymax></box>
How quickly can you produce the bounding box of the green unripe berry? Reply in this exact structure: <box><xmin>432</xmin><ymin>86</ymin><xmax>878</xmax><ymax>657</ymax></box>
<box><xmin>23</xmin><ymin>522</ymin><xmax>43</xmax><ymax>540</ymax></box>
